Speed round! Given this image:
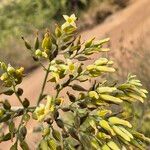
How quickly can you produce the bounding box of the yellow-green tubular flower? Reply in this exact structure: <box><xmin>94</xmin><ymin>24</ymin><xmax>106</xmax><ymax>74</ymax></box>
<box><xmin>86</xmin><ymin>65</ymin><xmax>96</xmax><ymax>71</ymax></box>
<box><xmin>97</xmin><ymin>87</ymin><xmax>117</xmax><ymax>94</ymax></box>
<box><xmin>107</xmin><ymin>141</ymin><xmax>120</xmax><ymax>150</ymax></box>
<box><xmin>140</xmin><ymin>89</ymin><xmax>148</xmax><ymax>94</ymax></box>
<box><xmin>88</xmin><ymin>91</ymin><xmax>99</xmax><ymax>99</ymax></box>
<box><xmin>116</xmin><ymin>94</ymin><xmax>136</xmax><ymax>102</ymax></box>
<box><xmin>99</xmin><ymin>94</ymin><xmax>123</xmax><ymax>104</ymax></box>
<box><xmin>66</xmin><ymin>59</ymin><xmax>76</xmax><ymax>73</ymax></box>
<box><xmin>42</xmin><ymin>31</ymin><xmax>52</xmax><ymax>50</ymax></box>
<box><xmin>96</xmin><ymin>66</ymin><xmax>115</xmax><ymax>73</ymax></box>
<box><xmin>34</xmin><ymin>96</ymin><xmax>54</xmax><ymax>122</ymax></box>
<box><xmin>0</xmin><ymin>73</ymin><xmax>8</xmax><ymax>81</ymax></box>
<box><xmin>50</xmin><ymin>72</ymin><xmax>60</xmax><ymax>83</ymax></box>
<box><xmin>99</xmin><ymin>38</ymin><xmax>110</xmax><ymax>45</ymax></box>
<box><xmin>129</xmin><ymin>79</ymin><xmax>142</xmax><ymax>87</ymax></box>
<box><xmin>45</xmin><ymin>96</ymin><xmax>55</xmax><ymax>113</ymax></box>
<box><xmin>85</xmin><ymin>37</ymin><xmax>95</xmax><ymax>48</ymax></box>
<box><xmin>94</xmin><ymin>58</ymin><xmax>108</xmax><ymax>66</ymax></box>
<box><xmin>96</xmin><ymin>132</ymin><xmax>111</xmax><ymax>139</ymax></box>
<box><xmin>97</xmin><ymin>109</ymin><xmax>112</xmax><ymax>117</ymax></box>
<box><xmin>34</xmin><ymin>104</ymin><xmax>45</xmax><ymax>121</ymax></box>
<box><xmin>118</xmin><ymin>83</ymin><xmax>147</xmax><ymax>99</ymax></box>
<box><xmin>112</xmin><ymin>125</ymin><xmax>131</xmax><ymax>141</ymax></box>
<box><xmin>118</xmin><ymin>126</ymin><xmax>133</xmax><ymax>139</ymax></box>
<box><xmin>126</xmin><ymin>92</ymin><xmax>144</xmax><ymax>103</ymax></box>
<box><xmin>122</xmin><ymin>146</ymin><xmax>127</xmax><ymax>150</ymax></box>
<box><xmin>108</xmin><ymin>117</ymin><xmax>132</xmax><ymax>128</ymax></box>
<box><xmin>61</xmin><ymin>14</ymin><xmax>77</xmax><ymax>30</ymax></box>
<box><xmin>102</xmin><ymin>144</ymin><xmax>111</xmax><ymax>150</ymax></box>
<box><xmin>99</xmin><ymin>120</ymin><xmax>116</xmax><ymax>136</ymax></box>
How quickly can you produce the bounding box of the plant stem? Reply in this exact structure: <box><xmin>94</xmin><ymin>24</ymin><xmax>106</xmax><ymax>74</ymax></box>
<box><xmin>37</xmin><ymin>63</ymin><xmax>51</xmax><ymax>105</ymax></box>
<box><xmin>15</xmin><ymin>110</ymin><xmax>27</xmax><ymax>147</ymax></box>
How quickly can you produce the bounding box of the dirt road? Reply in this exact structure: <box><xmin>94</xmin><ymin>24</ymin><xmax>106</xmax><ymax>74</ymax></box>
<box><xmin>0</xmin><ymin>0</ymin><xmax>150</xmax><ymax>149</ymax></box>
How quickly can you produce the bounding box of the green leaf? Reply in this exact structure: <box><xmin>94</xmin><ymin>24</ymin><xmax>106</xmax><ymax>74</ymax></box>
<box><xmin>23</xmin><ymin>98</ymin><xmax>30</xmax><ymax>108</ymax></box>
<box><xmin>67</xmin><ymin>92</ymin><xmax>76</xmax><ymax>102</ymax></box>
<box><xmin>107</xmin><ymin>141</ymin><xmax>120</xmax><ymax>150</ymax></box>
<box><xmin>20</xmin><ymin>140</ymin><xmax>29</xmax><ymax>150</ymax></box>
<box><xmin>10</xmin><ymin>142</ymin><xmax>17</xmax><ymax>150</ymax></box>
<box><xmin>79</xmin><ymin>133</ymin><xmax>92</xmax><ymax>149</ymax></box>
<box><xmin>76</xmin><ymin>56</ymin><xmax>88</xmax><ymax>61</ymax></box>
<box><xmin>2</xmin><ymin>89</ymin><xmax>14</xmax><ymax>95</ymax></box>
<box><xmin>52</xmin><ymin>129</ymin><xmax>61</xmax><ymax>142</ymax></box>
<box><xmin>1</xmin><ymin>133</ymin><xmax>11</xmax><ymax>141</ymax></box>
<box><xmin>71</xmin><ymin>84</ymin><xmax>87</xmax><ymax>91</ymax></box>
<box><xmin>3</xmin><ymin>99</ymin><xmax>11</xmax><ymax>110</ymax></box>
<box><xmin>91</xmin><ymin>138</ymin><xmax>100</xmax><ymax>149</ymax></box>
<box><xmin>0</xmin><ymin>114</ymin><xmax>11</xmax><ymax>123</ymax></box>
<box><xmin>16</xmin><ymin>88</ymin><xmax>23</xmax><ymax>96</ymax></box>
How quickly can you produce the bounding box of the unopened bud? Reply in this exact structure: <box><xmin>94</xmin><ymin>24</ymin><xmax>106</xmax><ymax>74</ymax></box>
<box><xmin>22</xmin><ymin>37</ymin><xmax>32</xmax><ymax>50</ymax></box>
<box><xmin>0</xmin><ymin>73</ymin><xmax>8</xmax><ymax>81</ymax></box>
<box><xmin>7</xmin><ymin>66</ymin><xmax>15</xmax><ymax>74</ymax></box>
<box><xmin>35</xmin><ymin>49</ymin><xmax>42</xmax><ymax>57</ymax></box>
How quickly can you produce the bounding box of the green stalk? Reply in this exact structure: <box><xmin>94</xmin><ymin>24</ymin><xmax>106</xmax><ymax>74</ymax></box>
<box><xmin>37</xmin><ymin>63</ymin><xmax>51</xmax><ymax>105</ymax></box>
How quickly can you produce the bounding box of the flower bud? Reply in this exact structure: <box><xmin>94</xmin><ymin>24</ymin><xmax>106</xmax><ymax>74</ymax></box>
<box><xmin>0</xmin><ymin>62</ymin><xmax>7</xmax><ymax>71</ymax></box>
<box><xmin>42</xmin><ymin>31</ymin><xmax>52</xmax><ymax>50</ymax></box>
<box><xmin>85</xmin><ymin>37</ymin><xmax>95</xmax><ymax>48</ymax></box>
<box><xmin>34</xmin><ymin>35</ymin><xmax>39</xmax><ymax>50</ymax></box>
<box><xmin>42</xmin><ymin>127</ymin><xmax>50</xmax><ymax>136</ymax></box>
<box><xmin>42</xmin><ymin>52</ymin><xmax>48</xmax><ymax>58</ymax></box>
<box><xmin>35</xmin><ymin>49</ymin><xmax>42</xmax><ymax>57</ymax></box>
<box><xmin>22</xmin><ymin>37</ymin><xmax>32</xmax><ymax>50</ymax></box>
<box><xmin>16</xmin><ymin>67</ymin><xmax>24</xmax><ymax>75</ymax></box>
<box><xmin>0</xmin><ymin>73</ymin><xmax>8</xmax><ymax>81</ymax></box>
<box><xmin>7</xmin><ymin>66</ymin><xmax>15</xmax><ymax>74</ymax></box>
<box><xmin>55</xmin><ymin>26</ymin><xmax>62</xmax><ymax>37</ymax></box>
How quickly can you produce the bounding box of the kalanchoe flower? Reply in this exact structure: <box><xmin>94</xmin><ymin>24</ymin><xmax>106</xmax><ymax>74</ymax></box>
<box><xmin>34</xmin><ymin>96</ymin><xmax>54</xmax><ymax>122</ymax></box>
<box><xmin>61</xmin><ymin>14</ymin><xmax>77</xmax><ymax>30</ymax></box>
<box><xmin>66</xmin><ymin>59</ymin><xmax>76</xmax><ymax>73</ymax></box>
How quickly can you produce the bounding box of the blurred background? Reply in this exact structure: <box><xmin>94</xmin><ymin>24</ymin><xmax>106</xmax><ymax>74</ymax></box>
<box><xmin>0</xmin><ymin>0</ymin><xmax>150</xmax><ymax>148</ymax></box>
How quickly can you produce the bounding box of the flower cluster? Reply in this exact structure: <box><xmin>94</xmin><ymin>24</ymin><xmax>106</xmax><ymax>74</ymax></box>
<box><xmin>49</xmin><ymin>59</ymin><xmax>77</xmax><ymax>83</ymax></box>
<box><xmin>0</xmin><ymin>62</ymin><xmax>24</xmax><ymax>87</ymax></box>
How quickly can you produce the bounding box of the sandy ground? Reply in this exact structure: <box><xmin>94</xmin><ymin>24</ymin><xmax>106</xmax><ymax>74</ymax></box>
<box><xmin>0</xmin><ymin>0</ymin><xmax>150</xmax><ymax>149</ymax></box>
